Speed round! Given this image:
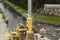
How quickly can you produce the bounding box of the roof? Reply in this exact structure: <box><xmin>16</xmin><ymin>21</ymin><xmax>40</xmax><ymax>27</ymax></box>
<box><xmin>44</xmin><ymin>4</ymin><xmax>60</xmax><ymax>8</ymax></box>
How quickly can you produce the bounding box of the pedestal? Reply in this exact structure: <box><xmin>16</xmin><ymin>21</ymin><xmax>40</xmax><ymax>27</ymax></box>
<box><xmin>16</xmin><ymin>37</ymin><xmax>19</xmax><ymax>40</ymax></box>
<box><xmin>26</xmin><ymin>31</ymin><xmax>34</xmax><ymax>40</ymax></box>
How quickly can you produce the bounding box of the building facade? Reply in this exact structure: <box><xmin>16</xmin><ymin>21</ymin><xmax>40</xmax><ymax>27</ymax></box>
<box><xmin>44</xmin><ymin>4</ymin><xmax>60</xmax><ymax>16</ymax></box>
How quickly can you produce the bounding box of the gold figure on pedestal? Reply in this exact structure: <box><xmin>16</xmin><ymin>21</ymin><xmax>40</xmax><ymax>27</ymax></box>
<box><xmin>16</xmin><ymin>25</ymin><xmax>20</xmax><ymax>37</ymax></box>
<box><xmin>26</xmin><ymin>14</ymin><xmax>34</xmax><ymax>40</ymax></box>
<box><xmin>26</xmin><ymin>15</ymin><xmax>33</xmax><ymax>33</ymax></box>
<box><xmin>16</xmin><ymin>24</ymin><xmax>27</xmax><ymax>40</ymax></box>
<box><xmin>10</xmin><ymin>31</ymin><xmax>16</xmax><ymax>40</ymax></box>
<box><xmin>40</xmin><ymin>28</ymin><xmax>46</xmax><ymax>38</ymax></box>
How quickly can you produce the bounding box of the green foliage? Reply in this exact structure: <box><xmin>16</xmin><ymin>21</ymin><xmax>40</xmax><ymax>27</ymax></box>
<box><xmin>7</xmin><ymin>0</ymin><xmax>60</xmax><ymax>12</ymax></box>
<box><xmin>7</xmin><ymin>0</ymin><xmax>28</xmax><ymax>10</ymax></box>
<box><xmin>5</xmin><ymin>0</ymin><xmax>27</xmax><ymax>14</ymax></box>
<box><xmin>5</xmin><ymin>0</ymin><xmax>60</xmax><ymax>24</ymax></box>
<box><xmin>2</xmin><ymin>15</ymin><xmax>6</xmax><ymax>20</ymax></box>
<box><xmin>0</xmin><ymin>9</ymin><xmax>7</xmax><ymax>20</ymax></box>
<box><xmin>32</xmin><ymin>13</ymin><xmax>60</xmax><ymax>24</ymax></box>
<box><xmin>0</xmin><ymin>9</ymin><xmax>4</xmax><ymax>14</ymax></box>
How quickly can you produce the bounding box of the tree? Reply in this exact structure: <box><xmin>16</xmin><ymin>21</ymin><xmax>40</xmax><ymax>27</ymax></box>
<box><xmin>8</xmin><ymin>0</ymin><xmax>60</xmax><ymax>12</ymax></box>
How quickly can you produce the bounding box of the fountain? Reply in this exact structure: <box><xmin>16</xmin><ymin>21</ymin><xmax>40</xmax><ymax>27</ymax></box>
<box><xmin>40</xmin><ymin>28</ymin><xmax>50</xmax><ymax>40</ymax></box>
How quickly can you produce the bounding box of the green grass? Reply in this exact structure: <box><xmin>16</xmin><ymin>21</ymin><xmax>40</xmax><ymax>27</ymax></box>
<box><xmin>5</xmin><ymin>0</ymin><xmax>60</xmax><ymax>24</ymax></box>
<box><xmin>33</xmin><ymin>13</ymin><xmax>60</xmax><ymax>24</ymax></box>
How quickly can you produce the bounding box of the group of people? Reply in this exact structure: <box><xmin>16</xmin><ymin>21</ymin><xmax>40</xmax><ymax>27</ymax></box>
<box><xmin>36</xmin><ymin>8</ymin><xmax>60</xmax><ymax>16</ymax></box>
<box><xmin>36</xmin><ymin>8</ymin><xmax>44</xmax><ymax>14</ymax></box>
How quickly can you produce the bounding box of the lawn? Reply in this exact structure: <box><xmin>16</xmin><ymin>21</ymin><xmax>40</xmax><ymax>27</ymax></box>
<box><xmin>5</xmin><ymin>0</ymin><xmax>60</xmax><ymax>24</ymax></box>
<box><xmin>33</xmin><ymin>13</ymin><xmax>60</xmax><ymax>24</ymax></box>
